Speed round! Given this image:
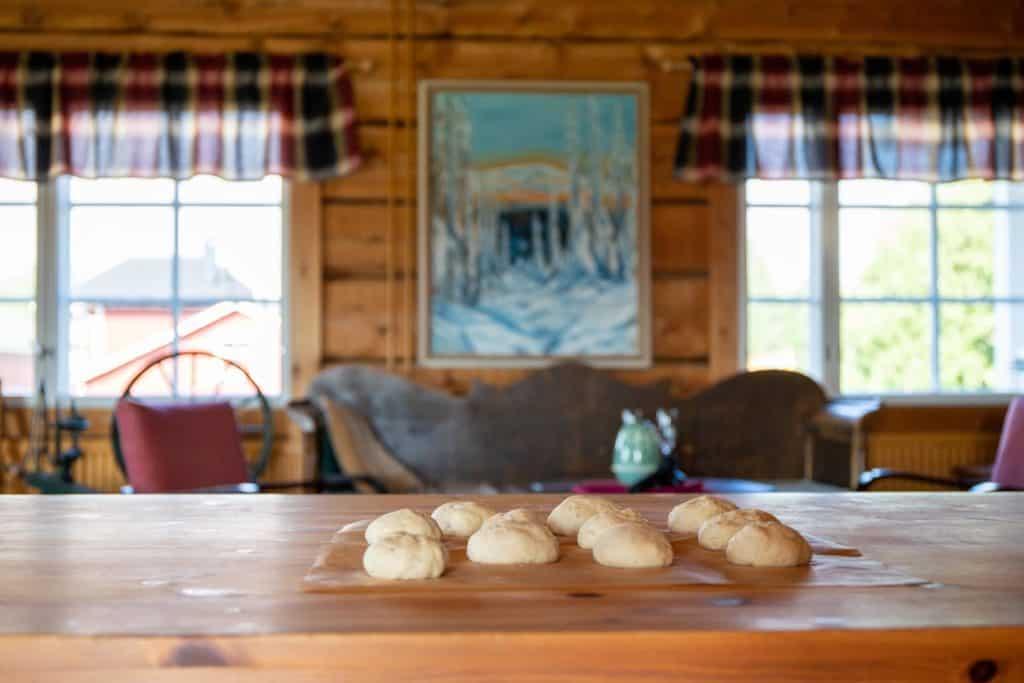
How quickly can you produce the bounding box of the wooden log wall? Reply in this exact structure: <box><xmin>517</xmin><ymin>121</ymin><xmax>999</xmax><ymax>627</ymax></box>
<box><xmin>0</xmin><ymin>0</ymin><xmax>1019</xmax><ymax>491</ymax></box>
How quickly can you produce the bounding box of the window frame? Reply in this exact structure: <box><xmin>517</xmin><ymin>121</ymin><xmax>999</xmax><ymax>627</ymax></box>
<box><xmin>25</xmin><ymin>176</ymin><xmax>292</xmax><ymax>406</ymax></box>
<box><xmin>741</xmin><ymin>180</ymin><xmax>1024</xmax><ymax>403</ymax></box>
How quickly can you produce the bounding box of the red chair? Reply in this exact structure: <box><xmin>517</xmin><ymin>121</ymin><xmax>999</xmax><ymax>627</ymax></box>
<box><xmin>115</xmin><ymin>400</ymin><xmax>253</xmax><ymax>493</ymax></box>
<box><xmin>111</xmin><ymin>351</ymin><xmax>384</xmax><ymax>494</ymax></box>
<box><xmin>859</xmin><ymin>397</ymin><xmax>1024</xmax><ymax>492</ymax></box>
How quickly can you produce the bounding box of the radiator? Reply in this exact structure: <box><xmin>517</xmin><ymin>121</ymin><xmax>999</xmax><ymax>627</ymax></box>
<box><xmin>865</xmin><ymin>432</ymin><xmax>1000</xmax><ymax>491</ymax></box>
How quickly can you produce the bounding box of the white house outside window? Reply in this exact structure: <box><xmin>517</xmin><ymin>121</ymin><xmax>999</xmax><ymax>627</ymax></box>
<box><xmin>0</xmin><ymin>175</ymin><xmax>286</xmax><ymax>400</ymax></box>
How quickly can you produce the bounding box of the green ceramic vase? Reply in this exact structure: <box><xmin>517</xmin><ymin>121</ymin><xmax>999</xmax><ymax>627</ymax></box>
<box><xmin>611</xmin><ymin>409</ymin><xmax>662</xmax><ymax>487</ymax></box>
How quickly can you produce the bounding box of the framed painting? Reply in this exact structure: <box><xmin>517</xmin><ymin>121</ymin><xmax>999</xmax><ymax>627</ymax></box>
<box><xmin>417</xmin><ymin>80</ymin><xmax>651</xmax><ymax>368</ymax></box>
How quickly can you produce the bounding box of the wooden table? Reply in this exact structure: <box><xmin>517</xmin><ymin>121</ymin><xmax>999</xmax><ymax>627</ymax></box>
<box><xmin>1</xmin><ymin>493</ymin><xmax>1022</xmax><ymax>682</ymax></box>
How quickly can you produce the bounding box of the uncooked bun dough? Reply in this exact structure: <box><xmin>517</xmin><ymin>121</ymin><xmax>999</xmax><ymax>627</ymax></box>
<box><xmin>482</xmin><ymin>508</ymin><xmax>549</xmax><ymax>529</ymax></box>
<box><xmin>697</xmin><ymin>509</ymin><xmax>779</xmax><ymax>550</ymax></box>
<box><xmin>365</xmin><ymin>508</ymin><xmax>442</xmax><ymax>544</ymax></box>
<box><xmin>547</xmin><ymin>495</ymin><xmax>620</xmax><ymax>536</ymax></box>
<box><xmin>467</xmin><ymin>520</ymin><xmax>559</xmax><ymax>564</ymax></box>
<box><xmin>577</xmin><ymin>508</ymin><xmax>647</xmax><ymax>549</ymax></box>
<box><xmin>362</xmin><ymin>532</ymin><xmax>448</xmax><ymax>579</ymax></box>
<box><xmin>431</xmin><ymin>501</ymin><xmax>496</xmax><ymax>538</ymax></box>
<box><xmin>592</xmin><ymin>523</ymin><xmax>674</xmax><ymax>568</ymax></box>
<box><xmin>667</xmin><ymin>495</ymin><xmax>738</xmax><ymax>534</ymax></box>
<box><xmin>725</xmin><ymin>521</ymin><xmax>812</xmax><ymax>567</ymax></box>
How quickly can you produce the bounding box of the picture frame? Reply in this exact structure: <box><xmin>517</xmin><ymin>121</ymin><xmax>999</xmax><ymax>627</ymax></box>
<box><xmin>417</xmin><ymin>80</ymin><xmax>651</xmax><ymax>368</ymax></box>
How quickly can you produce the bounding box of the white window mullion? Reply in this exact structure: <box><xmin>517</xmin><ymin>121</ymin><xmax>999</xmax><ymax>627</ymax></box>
<box><xmin>35</xmin><ymin>178</ymin><xmax>63</xmax><ymax>400</ymax></box>
<box><xmin>817</xmin><ymin>181</ymin><xmax>841</xmax><ymax>395</ymax></box>
<box><xmin>171</xmin><ymin>181</ymin><xmax>181</xmax><ymax>398</ymax></box>
<box><xmin>808</xmin><ymin>182</ymin><xmax>825</xmax><ymax>385</ymax></box>
<box><xmin>736</xmin><ymin>182</ymin><xmax>749</xmax><ymax>371</ymax></box>
<box><xmin>929</xmin><ymin>183</ymin><xmax>941</xmax><ymax>392</ymax></box>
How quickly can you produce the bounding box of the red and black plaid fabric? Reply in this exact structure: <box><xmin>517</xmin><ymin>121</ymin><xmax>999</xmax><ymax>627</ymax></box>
<box><xmin>675</xmin><ymin>55</ymin><xmax>1024</xmax><ymax>182</ymax></box>
<box><xmin>0</xmin><ymin>51</ymin><xmax>362</xmax><ymax>181</ymax></box>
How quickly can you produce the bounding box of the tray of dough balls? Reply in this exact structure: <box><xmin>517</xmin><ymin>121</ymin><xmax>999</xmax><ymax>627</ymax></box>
<box><xmin>303</xmin><ymin>495</ymin><xmax>925</xmax><ymax>593</ymax></box>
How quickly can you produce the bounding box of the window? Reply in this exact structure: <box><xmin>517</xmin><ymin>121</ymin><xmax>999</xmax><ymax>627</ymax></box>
<box><xmin>745</xmin><ymin>179</ymin><xmax>1024</xmax><ymax>396</ymax></box>
<box><xmin>2</xmin><ymin>176</ymin><xmax>286</xmax><ymax>399</ymax></box>
<box><xmin>0</xmin><ymin>179</ymin><xmax>38</xmax><ymax>396</ymax></box>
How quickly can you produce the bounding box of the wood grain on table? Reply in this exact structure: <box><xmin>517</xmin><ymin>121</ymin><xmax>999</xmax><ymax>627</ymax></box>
<box><xmin>1</xmin><ymin>493</ymin><xmax>1022</xmax><ymax>682</ymax></box>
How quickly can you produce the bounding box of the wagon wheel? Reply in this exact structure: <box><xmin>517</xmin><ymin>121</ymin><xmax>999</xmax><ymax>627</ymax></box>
<box><xmin>109</xmin><ymin>350</ymin><xmax>273</xmax><ymax>481</ymax></box>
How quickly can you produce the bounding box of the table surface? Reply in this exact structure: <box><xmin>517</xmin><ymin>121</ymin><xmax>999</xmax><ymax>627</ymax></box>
<box><xmin>2</xmin><ymin>493</ymin><xmax>1023</xmax><ymax>682</ymax></box>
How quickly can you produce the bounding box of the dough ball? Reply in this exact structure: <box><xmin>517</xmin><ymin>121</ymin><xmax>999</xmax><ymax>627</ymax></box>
<box><xmin>725</xmin><ymin>521</ymin><xmax>812</xmax><ymax>567</ymax></box>
<box><xmin>547</xmin><ymin>496</ymin><xmax>620</xmax><ymax>536</ymax></box>
<box><xmin>467</xmin><ymin>520</ymin><xmax>560</xmax><ymax>565</ymax></box>
<box><xmin>431</xmin><ymin>501</ymin><xmax>497</xmax><ymax>538</ymax></box>
<box><xmin>592</xmin><ymin>523</ymin><xmax>674</xmax><ymax>568</ymax></box>
<box><xmin>577</xmin><ymin>508</ymin><xmax>648</xmax><ymax>549</ymax></box>
<box><xmin>667</xmin><ymin>495</ymin><xmax>738</xmax><ymax>534</ymax></box>
<box><xmin>482</xmin><ymin>508</ymin><xmax>549</xmax><ymax>529</ymax></box>
<box><xmin>697</xmin><ymin>509</ymin><xmax>779</xmax><ymax>550</ymax></box>
<box><xmin>362</xmin><ymin>532</ymin><xmax>448</xmax><ymax>579</ymax></box>
<box><xmin>365</xmin><ymin>508</ymin><xmax>442</xmax><ymax>544</ymax></box>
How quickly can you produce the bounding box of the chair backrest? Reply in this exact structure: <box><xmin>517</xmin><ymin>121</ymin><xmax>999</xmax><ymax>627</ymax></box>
<box><xmin>678</xmin><ymin>370</ymin><xmax>827</xmax><ymax>480</ymax></box>
<box><xmin>992</xmin><ymin>397</ymin><xmax>1024</xmax><ymax>489</ymax></box>
<box><xmin>114</xmin><ymin>399</ymin><xmax>250</xmax><ymax>493</ymax></box>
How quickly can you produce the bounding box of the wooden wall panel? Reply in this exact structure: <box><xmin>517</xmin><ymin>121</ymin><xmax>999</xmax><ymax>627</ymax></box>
<box><xmin>323</xmin><ymin>280</ymin><xmax>398</xmax><ymax>361</ymax></box>
<box><xmin>4</xmin><ymin>1</ymin><xmax>1016</xmax><ymax>47</ymax></box>
<box><xmin>651</xmin><ymin>205</ymin><xmax>710</xmax><ymax>274</ymax></box>
<box><xmin>652</xmin><ymin>279</ymin><xmax>710</xmax><ymax>360</ymax></box>
<box><xmin>324</xmin><ymin>204</ymin><xmax>411</xmax><ymax>278</ymax></box>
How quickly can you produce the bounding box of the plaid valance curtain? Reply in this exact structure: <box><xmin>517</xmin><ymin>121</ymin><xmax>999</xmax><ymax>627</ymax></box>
<box><xmin>674</xmin><ymin>54</ymin><xmax>1024</xmax><ymax>182</ymax></box>
<box><xmin>0</xmin><ymin>51</ymin><xmax>362</xmax><ymax>181</ymax></box>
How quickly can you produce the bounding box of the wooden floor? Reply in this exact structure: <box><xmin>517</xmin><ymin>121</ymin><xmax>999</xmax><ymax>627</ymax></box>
<box><xmin>1</xmin><ymin>493</ymin><xmax>1022</xmax><ymax>682</ymax></box>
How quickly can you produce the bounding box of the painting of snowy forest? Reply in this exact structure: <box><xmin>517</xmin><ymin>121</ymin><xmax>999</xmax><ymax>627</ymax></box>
<box><xmin>418</xmin><ymin>81</ymin><xmax>650</xmax><ymax>367</ymax></box>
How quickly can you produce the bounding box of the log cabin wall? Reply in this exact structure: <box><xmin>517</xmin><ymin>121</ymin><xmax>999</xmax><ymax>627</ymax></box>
<box><xmin>0</xmin><ymin>0</ymin><xmax>1019</xmax><ymax>492</ymax></box>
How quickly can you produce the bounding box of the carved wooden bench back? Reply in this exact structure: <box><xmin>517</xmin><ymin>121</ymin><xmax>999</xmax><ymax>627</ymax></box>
<box><xmin>309</xmin><ymin>364</ymin><xmax>826</xmax><ymax>490</ymax></box>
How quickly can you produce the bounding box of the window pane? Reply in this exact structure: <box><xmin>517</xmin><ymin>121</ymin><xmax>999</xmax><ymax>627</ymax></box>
<box><xmin>0</xmin><ymin>206</ymin><xmax>36</xmax><ymax>298</ymax></box>
<box><xmin>939</xmin><ymin>208</ymin><xmax>1024</xmax><ymax>299</ymax></box>
<box><xmin>745</xmin><ymin>179</ymin><xmax>810</xmax><ymax>205</ymax></box>
<box><xmin>936</xmin><ymin>179</ymin><xmax>996</xmax><ymax>206</ymax></box>
<box><xmin>69</xmin><ymin>178</ymin><xmax>175</xmax><ymax>204</ymax></box>
<box><xmin>839</xmin><ymin>208</ymin><xmax>930</xmax><ymax>297</ymax></box>
<box><xmin>178</xmin><ymin>207</ymin><xmax>282</xmax><ymax>300</ymax></box>
<box><xmin>939</xmin><ymin>303</ymin><xmax>995</xmax><ymax>392</ymax></box>
<box><xmin>839</xmin><ymin>179</ymin><xmax>931</xmax><ymax>206</ymax></box>
<box><xmin>177</xmin><ymin>302</ymin><xmax>282</xmax><ymax>397</ymax></box>
<box><xmin>178</xmin><ymin>175</ymin><xmax>282</xmax><ymax>204</ymax></box>
<box><xmin>841</xmin><ymin>303</ymin><xmax>931</xmax><ymax>393</ymax></box>
<box><xmin>0</xmin><ymin>178</ymin><xmax>37</xmax><ymax>202</ymax></box>
<box><xmin>746</xmin><ymin>207</ymin><xmax>810</xmax><ymax>298</ymax></box>
<box><xmin>0</xmin><ymin>302</ymin><xmax>35</xmax><ymax>395</ymax></box>
<box><xmin>67</xmin><ymin>303</ymin><xmax>174</xmax><ymax>397</ymax></box>
<box><xmin>938</xmin><ymin>303</ymin><xmax>1024</xmax><ymax>393</ymax></box>
<box><xmin>70</xmin><ymin>207</ymin><xmax>174</xmax><ymax>300</ymax></box>
<box><xmin>746</xmin><ymin>303</ymin><xmax>811</xmax><ymax>375</ymax></box>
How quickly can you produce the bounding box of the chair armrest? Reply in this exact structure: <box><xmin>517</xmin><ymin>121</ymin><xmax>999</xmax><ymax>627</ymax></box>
<box><xmin>285</xmin><ymin>399</ymin><xmax>321</xmax><ymax>434</ymax></box>
<box><xmin>969</xmin><ymin>481</ymin><xmax>1021</xmax><ymax>493</ymax></box>
<box><xmin>857</xmin><ymin>468</ymin><xmax>970</xmax><ymax>491</ymax></box>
